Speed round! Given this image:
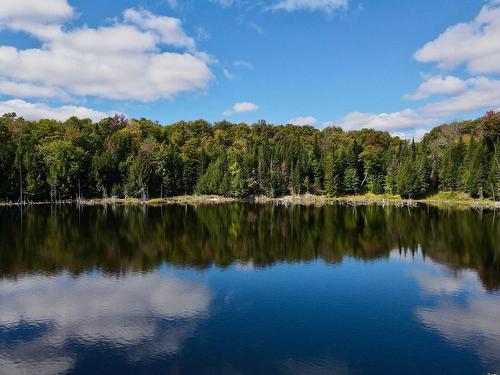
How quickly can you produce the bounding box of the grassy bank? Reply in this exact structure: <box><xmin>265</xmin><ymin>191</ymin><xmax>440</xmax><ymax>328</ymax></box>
<box><xmin>1</xmin><ymin>192</ymin><xmax>497</xmax><ymax>209</ymax></box>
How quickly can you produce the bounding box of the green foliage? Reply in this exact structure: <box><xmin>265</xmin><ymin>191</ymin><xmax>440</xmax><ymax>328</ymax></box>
<box><xmin>397</xmin><ymin>158</ymin><xmax>419</xmax><ymax>198</ymax></box>
<box><xmin>0</xmin><ymin>122</ymin><xmax>16</xmax><ymax>198</ymax></box>
<box><xmin>40</xmin><ymin>140</ymin><xmax>86</xmax><ymax>198</ymax></box>
<box><xmin>487</xmin><ymin>144</ymin><xmax>500</xmax><ymax>200</ymax></box>
<box><xmin>343</xmin><ymin>167</ymin><xmax>360</xmax><ymax>195</ymax></box>
<box><xmin>0</xmin><ymin>111</ymin><xmax>498</xmax><ymax>201</ymax></box>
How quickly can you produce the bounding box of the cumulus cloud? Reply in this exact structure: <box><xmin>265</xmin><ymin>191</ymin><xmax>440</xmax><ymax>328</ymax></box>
<box><xmin>338</xmin><ymin>109</ymin><xmax>436</xmax><ymax>132</ymax></box>
<box><xmin>405</xmin><ymin>75</ymin><xmax>468</xmax><ymax>101</ymax></box>
<box><xmin>123</xmin><ymin>8</ymin><xmax>195</xmax><ymax>50</ymax></box>
<box><xmin>0</xmin><ymin>0</ymin><xmax>73</xmax><ymax>25</ymax></box>
<box><xmin>288</xmin><ymin>116</ymin><xmax>317</xmax><ymax>126</ymax></box>
<box><xmin>337</xmin><ymin>74</ymin><xmax>500</xmax><ymax>135</ymax></box>
<box><xmin>269</xmin><ymin>0</ymin><xmax>348</xmax><ymax>13</ymax></box>
<box><xmin>421</xmin><ymin>77</ymin><xmax>500</xmax><ymax>117</ymax></box>
<box><xmin>0</xmin><ymin>2</ymin><xmax>214</xmax><ymax>102</ymax></box>
<box><xmin>0</xmin><ymin>80</ymin><xmax>70</xmax><ymax>100</ymax></box>
<box><xmin>414</xmin><ymin>2</ymin><xmax>500</xmax><ymax>74</ymax></box>
<box><xmin>223</xmin><ymin>101</ymin><xmax>258</xmax><ymax>115</ymax></box>
<box><xmin>0</xmin><ymin>99</ymin><xmax>112</xmax><ymax>121</ymax></box>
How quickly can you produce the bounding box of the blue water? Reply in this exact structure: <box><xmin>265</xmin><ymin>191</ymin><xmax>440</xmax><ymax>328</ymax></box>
<box><xmin>0</xmin><ymin>205</ymin><xmax>498</xmax><ymax>374</ymax></box>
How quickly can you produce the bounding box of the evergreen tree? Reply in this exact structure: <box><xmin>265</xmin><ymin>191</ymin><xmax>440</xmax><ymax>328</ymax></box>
<box><xmin>487</xmin><ymin>144</ymin><xmax>500</xmax><ymax>200</ymax></box>
<box><xmin>343</xmin><ymin>167</ymin><xmax>360</xmax><ymax>195</ymax></box>
<box><xmin>229</xmin><ymin>160</ymin><xmax>245</xmax><ymax>197</ymax></box>
<box><xmin>416</xmin><ymin>153</ymin><xmax>431</xmax><ymax>196</ymax></box>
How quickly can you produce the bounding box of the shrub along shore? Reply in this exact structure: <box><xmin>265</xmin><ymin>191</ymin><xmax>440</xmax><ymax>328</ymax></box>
<box><xmin>1</xmin><ymin>193</ymin><xmax>498</xmax><ymax>209</ymax></box>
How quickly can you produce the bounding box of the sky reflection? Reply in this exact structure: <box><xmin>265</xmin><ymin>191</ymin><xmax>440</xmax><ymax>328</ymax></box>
<box><xmin>0</xmin><ymin>271</ymin><xmax>211</xmax><ymax>374</ymax></box>
<box><xmin>412</xmin><ymin>264</ymin><xmax>500</xmax><ymax>371</ymax></box>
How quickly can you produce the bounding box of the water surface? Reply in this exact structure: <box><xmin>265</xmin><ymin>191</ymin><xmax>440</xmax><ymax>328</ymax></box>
<box><xmin>0</xmin><ymin>204</ymin><xmax>499</xmax><ymax>374</ymax></box>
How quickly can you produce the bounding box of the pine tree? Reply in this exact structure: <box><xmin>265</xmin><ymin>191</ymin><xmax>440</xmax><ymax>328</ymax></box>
<box><xmin>417</xmin><ymin>153</ymin><xmax>431</xmax><ymax>196</ymax></box>
<box><xmin>487</xmin><ymin>143</ymin><xmax>500</xmax><ymax>200</ymax></box>
<box><xmin>397</xmin><ymin>145</ymin><xmax>419</xmax><ymax>198</ymax></box>
<box><xmin>462</xmin><ymin>140</ymin><xmax>489</xmax><ymax>197</ymax></box>
<box><xmin>324</xmin><ymin>152</ymin><xmax>335</xmax><ymax>196</ymax></box>
<box><xmin>343</xmin><ymin>167</ymin><xmax>360</xmax><ymax>195</ymax></box>
<box><xmin>229</xmin><ymin>160</ymin><xmax>245</xmax><ymax>197</ymax></box>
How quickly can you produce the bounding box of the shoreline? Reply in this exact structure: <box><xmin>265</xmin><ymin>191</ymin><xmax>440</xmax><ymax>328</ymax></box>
<box><xmin>1</xmin><ymin>194</ymin><xmax>498</xmax><ymax>209</ymax></box>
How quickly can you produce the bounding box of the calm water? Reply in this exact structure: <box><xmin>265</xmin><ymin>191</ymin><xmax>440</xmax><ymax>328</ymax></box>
<box><xmin>0</xmin><ymin>204</ymin><xmax>499</xmax><ymax>375</ymax></box>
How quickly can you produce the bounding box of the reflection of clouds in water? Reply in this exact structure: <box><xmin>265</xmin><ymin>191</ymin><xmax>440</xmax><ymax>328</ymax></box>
<box><xmin>389</xmin><ymin>249</ymin><xmax>426</xmax><ymax>262</ymax></box>
<box><xmin>0</xmin><ymin>356</ymin><xmax>74</xmax><ymax>375</ymax></box>
<box><xmin>413</xmin><ymin>269</ymin><xmax>478</xmax><ymax>294</ymax></box>
<box><xmin>0</xmin><ymin>272</ymin><xmax>211</xmax><ymax>374</ymax></box>
<box><xmin>234</xmin><ymin>260</ymin><xmax>255</xmax><ymax>271</ymax></box>
<box><xmin>413</xmin><ymin>269</ymin><xmax>500</xmax><ymax>369</ymax></box>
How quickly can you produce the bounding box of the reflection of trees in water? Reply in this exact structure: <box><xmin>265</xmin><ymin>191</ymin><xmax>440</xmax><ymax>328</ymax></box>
<box><xmin>0</xmin><ymin>205</ymin><xmax>498</xmax><ymax>290</ymax></box>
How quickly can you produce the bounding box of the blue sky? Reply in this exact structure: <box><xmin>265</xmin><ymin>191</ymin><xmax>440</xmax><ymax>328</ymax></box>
<box><xmin>0</xmin><ymin>0</ymin><xmax>499</xmax><ymax>138</ymax></box>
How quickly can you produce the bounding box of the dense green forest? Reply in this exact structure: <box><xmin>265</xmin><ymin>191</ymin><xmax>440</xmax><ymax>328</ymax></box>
<box><xmin>0</xmin><ymin>111</ymin><xmax>499</xmax><ymax>202</ymax></box>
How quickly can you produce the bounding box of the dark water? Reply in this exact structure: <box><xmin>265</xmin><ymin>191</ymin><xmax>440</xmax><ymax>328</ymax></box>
<box><xmin>0</xmin><ymin>204</ymin><xmax>499</xmax><ymax>375</ymax></box>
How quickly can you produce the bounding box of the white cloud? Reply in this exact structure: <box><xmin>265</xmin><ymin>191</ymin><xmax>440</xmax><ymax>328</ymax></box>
<box><xmin>207</xmin><ymin>0</ymin><xmax>347</xmax><ymax>14</ymax></box>
<box><xmin>421</xmin><ymin>77</ymin><xmax>500</xmax><ymax>117</ymax></box>
<box><xmin>0</xmin><ymin>0</ymin><xmax>73</xmax><ymax>25</ymax></box>
<box><xmin>321</xmin><ymin>121</ymin><xmax>336</xmax><ymax>128</ymax></box>
<box><xmin>414</xmin><ymin>2</ymin><xmax>500</xmax><ymax>74</ymax></box>
<box><xmin>391</xmin><ymin>128</ymin><xmax>431</xmax><ymax>141</ymax></box>
<box><xmin>0</xmin><ymin>99</ymin><xmax>112</xmax><ymax>121</ymax></box>
<box><xmin>0</xmin><ymin>80</ymin><xmax>69</xmax><ymax>100</ymax></box>
<box><xmin>288</xmin><ymin>116</ymin><xmax>317</xmax><ymax>126</ymax></box>
<box><xmin>269</xmin><ymin>0</ymin><xmax>348</xmax><ymax>13</ymax></box>
<box><xmin>0</xmin><ymin>3</ymin><xmax>214</xmax><ymax>102</ymax></box>
<box><xmin>405</xmin><ymin>75</ymin><xmax>468</xmax><ymax>101</ymax></box>
<box><xmin>209</xmin><ymin>0</ymin><xmax>237</xmax><ymax>8</ymax></box>
<box><xmin>337</xmin><ymin>74</ymin><xmax>500</xmax><ymax>136</ymax></box>
<box><xmin>223</xmin><ymin>101</ymin><xmax>258</xmax><ymax>115</ymax></box>
<box><xmin>338</xmin><ymin>109</ymin><xmax>436</xmax><ymax>132</ymax></box>
<box><xmin>123</xmin><ymin>8</ymin><xmax>195</xmax><ymax>50</ymax></box>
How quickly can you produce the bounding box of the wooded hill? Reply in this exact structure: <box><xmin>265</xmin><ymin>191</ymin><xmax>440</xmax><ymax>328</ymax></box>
<box><xmin>0</xmin><ymin>111</ymin><xmax>498</xmax><ymax>202</ymax></box>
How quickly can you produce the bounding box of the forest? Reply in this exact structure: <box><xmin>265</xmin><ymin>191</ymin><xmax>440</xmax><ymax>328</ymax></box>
<box><xmin>0</xmin><ymin>111</ymin><xmax>498</xmax><ymax>202</ymax></box>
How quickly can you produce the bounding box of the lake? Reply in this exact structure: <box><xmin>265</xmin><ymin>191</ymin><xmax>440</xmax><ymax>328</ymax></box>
<box><xmin>0</xmin><ymin>204</ymin><xmax>499</xmax><ymax>374</ymax></box>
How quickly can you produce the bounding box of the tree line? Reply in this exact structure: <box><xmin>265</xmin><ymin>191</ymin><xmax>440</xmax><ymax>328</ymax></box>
<box><xmin>0</xmin><ymin>111</ymin><xmax>498</xmax><ymax>202</ymax></box>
